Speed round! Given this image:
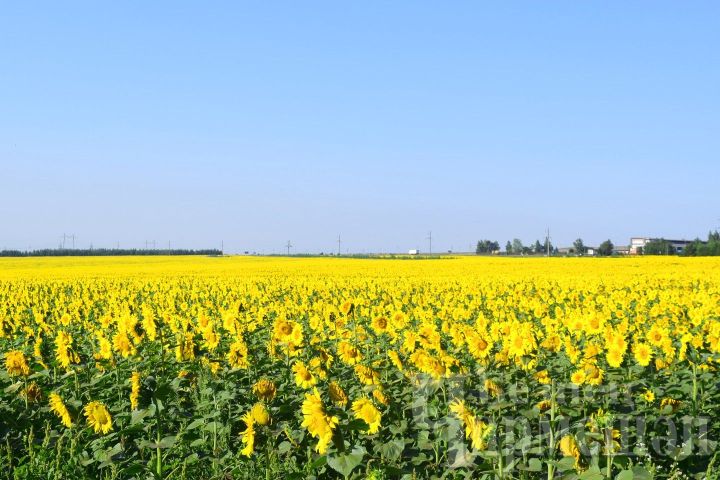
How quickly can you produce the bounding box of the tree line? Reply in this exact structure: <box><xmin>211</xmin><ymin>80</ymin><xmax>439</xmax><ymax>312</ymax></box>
<box><xmin>643</xmin><ymin>231</ymin><xmax>720</xmax><ymax>256</ymax></box>
<box><xmin>0</xmin><ymin>248</ymin><xmax>223</xmax><ymax>257</ymax></box>
<box><xmin>476</xmin><ymin>238</ymin><xmax>616</xmax><ymax>256</ymax></box>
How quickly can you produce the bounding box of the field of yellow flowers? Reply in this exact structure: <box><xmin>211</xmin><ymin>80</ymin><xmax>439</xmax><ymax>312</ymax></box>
<box><xmin>1</xmin><ymin>255</ymin><xmax>719</xmax><ymax>480</ymax></box>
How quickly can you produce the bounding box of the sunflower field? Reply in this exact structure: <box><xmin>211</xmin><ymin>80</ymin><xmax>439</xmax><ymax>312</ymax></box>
<box><xmin>0</xmin><ymin>256</ymin><xmax>719</xmax><ymax>480</ymax></box>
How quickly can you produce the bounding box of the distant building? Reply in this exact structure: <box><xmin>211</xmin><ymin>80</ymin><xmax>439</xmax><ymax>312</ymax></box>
<box><xmin>614</xmin><ymin>245</ymin><xmax>631</xmax><ymax>255</ymax></box>
<box><xmin>630</xmin><ymin>237</ymin><xmax>700</xmax><ymax>254</ymax></box>
<box><xmin>557</xmin><ymin>246</ymin><xmax>596</xmax><ymax>256</ymax></box>
<box><xmin>408</xmin><ymin>249</ymin><xmax>420</xmax><ymax>255</ymax></box>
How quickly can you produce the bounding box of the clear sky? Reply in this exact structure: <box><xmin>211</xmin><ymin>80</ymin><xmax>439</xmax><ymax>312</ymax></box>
<box><xmin>1</xmin><ymin>2</ymin><xmax>719</xmax><ymax>254</ymax></box>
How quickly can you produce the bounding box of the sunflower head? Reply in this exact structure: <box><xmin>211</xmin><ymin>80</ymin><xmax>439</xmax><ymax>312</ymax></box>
<box><xmin>84</xmin><ymin>401</ymin><xmax>113</xmax><ymax>435</ymax></box>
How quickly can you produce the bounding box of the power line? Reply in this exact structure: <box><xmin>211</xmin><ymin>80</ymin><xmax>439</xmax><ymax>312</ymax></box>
<box><xmin>426</xmin><ymin>231</ymin><xmax>432</xmax><ymax>254</ymax></box>
<box><xmin>286</xmin><ymin>240</ymin><xmax>292</xmax><ymax>256</ymax></box>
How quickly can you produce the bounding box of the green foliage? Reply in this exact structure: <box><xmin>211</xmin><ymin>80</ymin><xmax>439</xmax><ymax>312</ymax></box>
<box><xmin>598</xmin><ymin>240</ymin><xmax>614</xmax><ymax>256</ymax></box>
<box><xmin>642</xmin><ymin>239</ymin><xmax>676</xmax><ymax>255</ymax></box>
<box><xmin>573</xmin><ymin>238</ymin><xmax>586</xmax><ymax>255</ymax></box>
<box><xmin>476</xmin><ymin>240</ymin><xmax>500</xmax><ymax>254</ymax></box>
<box><xmin>682</xmin><ymin>231</ymin><xmax>720</xmax><ymax>256</ymax></box>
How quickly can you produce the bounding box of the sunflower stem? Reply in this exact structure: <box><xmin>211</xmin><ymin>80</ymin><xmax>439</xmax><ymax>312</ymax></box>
<box><xmin>154</xmin><ymin>397</ymin><xmax>163</xmax><ymax>479</ymax></box>
<box><xmin>548</xmin><ymin>379</ymin><xmax>556</xmax><ymax>480</ymax></box>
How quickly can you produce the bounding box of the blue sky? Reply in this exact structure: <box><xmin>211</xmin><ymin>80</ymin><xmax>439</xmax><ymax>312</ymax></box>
<box><xmin>1</xmin><ymin>2</ymin><xmax>719</xmax><ymax>253</ymax></box>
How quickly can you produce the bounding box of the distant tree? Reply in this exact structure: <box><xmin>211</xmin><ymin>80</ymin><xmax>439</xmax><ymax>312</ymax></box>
<box><xmin>512</xmin><ymin>239</ymin><xmax>524</xmax><ymax>255</ymax></box>
<box><xmin>683</xmin><ymin>239</ymin><xmax>701</xmax><ymax>256</ymax></box>
<box><xmin>573</xmin><ymin>238</ymin><xmax>586</xmax><ymax>255</ymax></box>
<box><xmin>522</xmin><ymin>246</ymin><xmax>533</xmax><ymax>255</ymax></box>
<box><xmin>475</xmin><ymin>240</ymin><xmax>499</xmax><ymax>254</ymax></box>
<box><xmin>505</xmin><ymin>241</ymin><xmax>512</xmax><ymax>254</ymax></box>
<box><xmin>643</xmin><ymin>239</ymin><xmax>676</xmax><ymax>255</ymax></box>
<box><xmin>597</xmin><ymin>240</ymin><xmax>614</xmax><ymax>256</ymax></box>
<box><xmin>533</xmin><ymin>240</ymin><xmax>543</xmax><ymax>254</ymax></box>
<box><xmin>709</xmin><ymin>230</ymin><xmax>720</xmax><ymax>242</ymax></box>
<box><xmin>543</xmin><ymin>238</ymin><xmax>553</xmax><ymax>255</ymax></box>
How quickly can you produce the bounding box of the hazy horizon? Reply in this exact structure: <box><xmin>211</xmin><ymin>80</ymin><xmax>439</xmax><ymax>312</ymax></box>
<box><xmin>2</xmin><ymin>2</ymin><xmax>719</xmax><ymax>254</ymax></box>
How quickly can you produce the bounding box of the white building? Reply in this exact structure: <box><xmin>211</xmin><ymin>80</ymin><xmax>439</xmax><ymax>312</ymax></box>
<box><xmin>630</xmin><ymin>237</ymin><xmax>698</xmax><ymax>254</ymax></box>
<box><xmin>408</xmin><ymin>249</ymin><xmax>419</xmax><ymax>255</ymax></box>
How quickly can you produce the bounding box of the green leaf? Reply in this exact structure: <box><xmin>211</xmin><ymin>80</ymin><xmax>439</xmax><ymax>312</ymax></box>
<box><xmin>186</xmin><ymin>418</ymin><xmax>205</xmax><ymax>430</ymax></box>
<box><xmin>159</xmin><ymin>436</ymin><xmax>177</xmax><ymax>448</ymax></box>
<box><xmin>579</xmin><ymin>467</ymin><xmax>604</xmax><ymax>480</ymax></box>
<box><xmin>309</xmin><ymin>455</ymin><xmax>327</xmax><ymax>469</ymax></box>
<box><xmin>616</xmin><ymin>470</ymin><xmax>634</xmax><ymax>480</ymax></box>
<box><xmin>526</xmin><ymin>458</ymin><xmax>543</xmax><ymax>471</ymax></box>
<box><xmin>327</xmin><ymin>446</ymin><xmax>365</xmax><ymax>478</ymax></box>
<box><xmin>631</xmin><ymin>466</ymin><xmax>653</xmax><ymax>480</ymax></box>
<box><xmin>376</xmin><ymin>438</ymin><xmax>404</xmax><ymax>461</ymax></box>
<box><xmin>556</xmin><ymin>456</ymin><xmax>576</xmax><ymax>472</ymax></box>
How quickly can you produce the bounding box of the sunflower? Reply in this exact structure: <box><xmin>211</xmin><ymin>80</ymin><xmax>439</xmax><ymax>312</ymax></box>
<box><xmin>642</xmin><ymin>389</ymin><xmax>655</xmax><ymax>403</ymax></box>
<box><xmin>660</xmin><ymin>397</ymin><xmax>681</xmax><ymax>413</ymax></box>
<box><xmin>338</xmin><ymin>341</ymin><xmax>362</xmax><ymax>365</ymax></box>
<box><xmin>354</xmin><ymin>364</ymin><xmax>380</xmax><ymax>385</ymax></box>
<box><xmin>250</xmin><ymin>402</ymin><xmax>270</xmax><ymax>426</ymax></box>
<box><xmin>301</xmin><ymin>389</ymin><xmax>338</xmax><ymax>454</ymax></box>
<box><xmin>387</xmin><ymin>350</ymin><xmax>403</xmax><ymax>371</ymax></box>
<box><xmin>227</xmin><ymin>338</ymin><xmax>249</xmax><ymax>369</ymax></box>
<box><xmin>253</xmin><ymin>379</ymin><xmax>277</xmax><ymax>402</ymax></box>
<box><xmin>533</xmin><ymin>369</ymin><xmax>550</xmax><ymax>385</ymax></box>
<box><xmin>585</xmin><ymin>365</ymin><xmax>604</xmax><ymax>386</ymax></box>
<box><xmin>5</xmin><ymin>350</ymin><xmax>30</xmax><ymax>377</ymax></box>
<box><xmin>130</xmin><ymin>372</ymin><xmax>141</xmax><ymax>410</ymax></box>
<box><xmin>49</xmin><ymin>392</ymin><xmax>73</xmax><ymax>428</ymax></box>
<box><xmin>647</xmin><ymin>324</ymin><xmax>667</xmax><ymax>347</ymax></box>
<box><xmin>340</xmin><ymin>301</ymin><xmax>354</xmax><ymax>316</ymax></box>
<box><xmin>559</xmin><ymin>435</ymin><xmax>581</xmax><ymax>466</ymax></box>
<box><xmin>570</xmin><ymin>369</ymin><xmax>586</xmax><ymax>385</ymax></box>
<box><xmin>351</xmin><ymin>398</ymin><xmax>382</xmax><ymax>434</ymax></box>
<box><xmin>372</xmin><ymin>388</ymin><xmax>389</xmax><ymax>406</ymax></box>
<box><xmin>22</xmin><ymin>382</ymin><xmax>42</xmax><ymax>404</ymax></box>
<box><xmin>468</xmin><ymin>334</ymin><xmax>492</xmax><ymax>359</ymax></box>
<box><xmin>54</xmin><ymin>331</ymin><xmax>78</xmax><ymax>369</ymax></box>
<box><xmin>606</xmin><ymin>347</ymin><xmax>624</xmax><ymax>368</ymax></box>
<box><xmin>633</xmin><ymin>343</ymin><xmax>652</xmax><ymax>367</ymax></box>
<box><xmin>113</xmin><ymin>331</ymin><xmax>136</xmax><ymax>358</ymax></box>
<box><xmin>466</xmin><ymin>416</ymin><xmax>492</xmax><ymax>451</ymax></box>
<box><xmin>273</xmin><ymin>318</ymin><xmax>304</xmax><ymax>347</ymax></box>
<box><xmin>240</xmin><ymin>411</ymin><xmax>256</xmax><ymax>457</ymax></box>
<box><xmin>449</xmin><ymin>399</ymin><xmax>491</xmax><ymax>450</ymax></box>
<box><xmin>484</xmin><ymin>379</ymin><xmax>503</xmax><ymax>398</ymax></box>
<box><xmin>371</xmin><ymin>316</ymin><xmax>389</xmax><ymax>334</ymax></box>
<box><xmin>292</xmin><ymin>361</ymin><xmax>317</xmax><ymax>389</ymax></box>
<box><xmin>84</xmin><ymin>401</ymin><xmax>112</xmax><ymax>434</ymax></box>
<box><xmin>328</xmin><ymin>381</ymin><xmax>348</xmax><ymax>407</ymax></box>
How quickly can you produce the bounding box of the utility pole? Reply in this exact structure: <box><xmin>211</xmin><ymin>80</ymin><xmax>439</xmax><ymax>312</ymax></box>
<box><xmin>337</xmin><ymin>234</ymin><xmax>341</xmax><ymax>256</ymax></box>
<box><xmin>427</xmin><ymin>231</ymin><xmax>432</xmax><ymax>254</ymax></box>
<box><xmin>545</xmin><ymin>228</ymin><xmax>551</xmax><ymax>257</ymax></box>
<box><xmin>221</xmin><ymin>240</ymin><xmax>224</xmax><ymax>254</ymax></box>
<box><xmin>286</xmin><ymin>241</ymin><xmax>292</xmax><ymax>256</ymax></box>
